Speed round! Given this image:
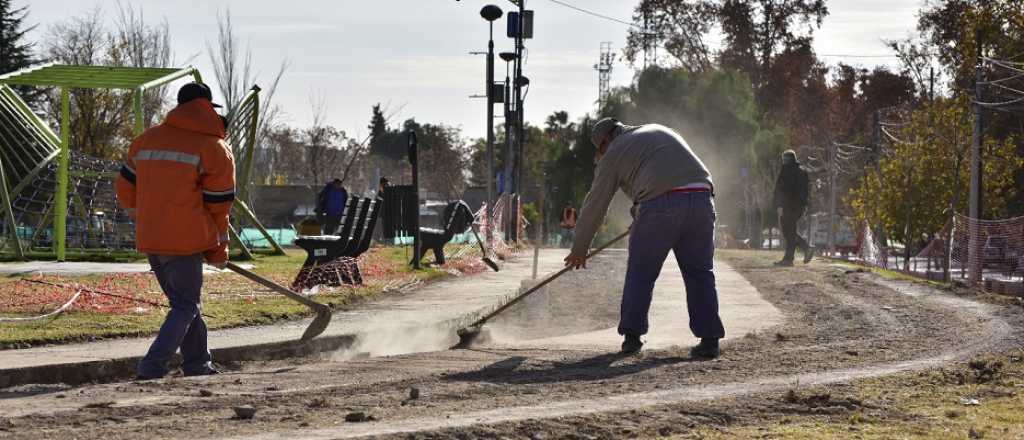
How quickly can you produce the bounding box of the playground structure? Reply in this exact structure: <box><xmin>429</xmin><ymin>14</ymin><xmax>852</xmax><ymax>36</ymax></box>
<box><xmin>0</xmin><ymin>63</ymin><xmax>283</xmax><ymax>261</ymax></box>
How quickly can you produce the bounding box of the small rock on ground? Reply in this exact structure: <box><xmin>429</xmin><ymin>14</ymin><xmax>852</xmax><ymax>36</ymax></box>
<box><xmin>232</xmin><ymin>405</ymin><xmax>257</xmax><ymax>420</ymax></box>
<box><xmin>345</xmin><ymin>412</ymin><xmax>375</xmax><ymax>423</ymax></box>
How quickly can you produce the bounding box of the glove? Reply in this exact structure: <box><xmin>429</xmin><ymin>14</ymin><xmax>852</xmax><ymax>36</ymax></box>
<box><xmin>203</xmin><ymin>243</ymin><xmax>228</xmax><ymax>269</ymax></box>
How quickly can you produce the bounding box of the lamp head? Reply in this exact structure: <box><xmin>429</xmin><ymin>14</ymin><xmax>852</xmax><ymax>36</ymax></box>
<box><xmin>480</xmin><ymin>5</ymin><xmax>503</xmax><ymax>21</ymax></box>
<box><xmin>499</xmin><ymin>52</ymin><xmax>517</xmax><ymax>62</ymax></box>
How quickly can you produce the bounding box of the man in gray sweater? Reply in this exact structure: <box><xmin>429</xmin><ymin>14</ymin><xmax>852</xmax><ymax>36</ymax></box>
<box><xmin>565</xmin><ymin>118</ymin><xmax>725</xmax><ymax>357</ymax></box>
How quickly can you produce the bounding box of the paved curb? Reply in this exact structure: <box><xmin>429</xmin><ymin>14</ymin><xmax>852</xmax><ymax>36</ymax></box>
<box><xmin>0</xmin><ymin>292</ymin><xmax>526</xmax><ymax>388</ymax></box>
<box><xmin>0</xmin><ymin>332</ymin><xmax>358</xmax><ymax>388</ymax></box>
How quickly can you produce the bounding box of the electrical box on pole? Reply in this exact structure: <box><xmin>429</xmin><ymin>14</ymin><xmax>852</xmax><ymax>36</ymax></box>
<box><xmin>507</xmin><ymin>11</ymin><xmax>533</xmax><ymax>39</ymax></box>
<box><xmin>594</xmin><ymin>42</ymin><xmax>614</xmax><ymax>110</ymax></box>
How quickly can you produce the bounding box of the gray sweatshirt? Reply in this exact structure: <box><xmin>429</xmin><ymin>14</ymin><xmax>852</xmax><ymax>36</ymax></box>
<box><xmin>570</xmin><ymin>124</ymin><xmax>713</xmax><ymax>257</ymax></box>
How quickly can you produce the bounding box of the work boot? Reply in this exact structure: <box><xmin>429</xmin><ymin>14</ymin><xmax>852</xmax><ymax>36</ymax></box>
<box><xmin>803</xmin><ymin>245</ymin><xmax>814</xmax><ymax>264</ymax></box>
<box><xmin>620</xmin><ymin>334</ymin><xmax>643</xmax><ymax>354</ymax></box>
<box><xmin>690</xmin><ymin>338</ymin><xmax>720</xmax><ymax>359</ymax></box>
<box><xmin>773</xmin><ymin>260</ymin><xmax>794</xmax><ymax>267</ymax></box>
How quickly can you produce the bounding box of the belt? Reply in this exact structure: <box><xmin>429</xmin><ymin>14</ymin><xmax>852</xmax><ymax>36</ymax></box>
<box><xmin>670</xmin><ymin>187</ymin><xmax>711</xmax><ymax>193</ymax></box>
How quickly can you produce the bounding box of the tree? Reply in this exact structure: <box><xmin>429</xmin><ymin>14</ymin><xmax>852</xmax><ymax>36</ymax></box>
<box><xmin>917</xmin><ymin>0</ymin><xmax>1024</xmax><ymax>92</ymax></box>
<box><xmin>40</xmin><ymin>4</ymin><xmax>173</xmax><ymax>159</ymax></box>
<box><xmin>847</xmin><ymin>96</ymin><xmax>1022</xmax><ymax>243</ymax></box>
<box><xmin>625</xmin><ymin>0</ymin><xmax>718</xmax><ymax>70</ymax></box>
<box><xmin>911</xmin><ymin>0</ymin><xmax>1024</xmax><ymax>216</ymax></box>
<box><xmin>260</xmin><ymin>99</ymin><xmax>353</xmax><ymax>189</ymax></box>
<box><xmin>717</xmin><ymin>0</ymin><xmax>828</xmax><ymax>95</ymax></box>
<box><xmin>408</xmin><ymin>120</ymin><xmax>471</xmax><ymax>200</ymax></box>
<box><xmin>626</xmin><ymin>0</ymin><xmax>829</xmax><ymax>90</ymax></box>
<box><xmin>206</xmin><ymin>7</ymin><xmax>289</xmax><ymax>189</ymax></box>
<box><xmin>0</xmin><ymin>0</ymin><xmax>39</xmax><ymax>107</ymax></box>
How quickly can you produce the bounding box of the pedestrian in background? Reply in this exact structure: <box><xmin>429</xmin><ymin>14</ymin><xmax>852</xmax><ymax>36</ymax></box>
<box><xmin>560</xmin><ymin>202</ymin><xmax>577</xmax><ymax>248</ymax></box>
<box><xmin>772</xmin><ymin>149</ymin><xmax>812</xmax><ymax>266</ymax></box>
<box><xmin>316</xmin><ymin>178</ymin><xmax>348</xmax><ymax>235</ymax></box>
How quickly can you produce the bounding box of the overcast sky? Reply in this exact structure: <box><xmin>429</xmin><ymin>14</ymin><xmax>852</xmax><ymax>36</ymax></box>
<box><xmin>24</xmin><ymin>0</ymin><xmax>923</xmax><ymax>141</ymax></box>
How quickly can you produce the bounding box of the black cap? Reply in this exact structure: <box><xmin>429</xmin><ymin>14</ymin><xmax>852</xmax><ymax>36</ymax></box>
<box><xmin>177</xmin><ymin>82</ymin><xmax>222</xmax><ymax>108</ymax></box>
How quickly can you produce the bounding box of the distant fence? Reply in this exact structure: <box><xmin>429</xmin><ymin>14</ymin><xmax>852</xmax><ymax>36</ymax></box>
<box><xmin>827</xmin><ymin>215</ymin><xmax>1023</xmax><ymax>296</ymax></box>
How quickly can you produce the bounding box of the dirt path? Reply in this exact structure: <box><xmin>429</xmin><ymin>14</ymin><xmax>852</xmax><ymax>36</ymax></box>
<box><xmin>0</xmin><ymin>250</ymin><xmax>1019</xmax><ymax>440</ymax></box>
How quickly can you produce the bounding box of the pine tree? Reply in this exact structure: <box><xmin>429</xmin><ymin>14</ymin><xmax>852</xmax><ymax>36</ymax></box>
<box><xmin>0</xmin><ymin>0</ymin><xmax>38</xmax><ymax>107</ymax></box>
<box><xmin>367</xmin><ymin>103</ymin><xmax>388</xmax><ymax>156</ymax></box>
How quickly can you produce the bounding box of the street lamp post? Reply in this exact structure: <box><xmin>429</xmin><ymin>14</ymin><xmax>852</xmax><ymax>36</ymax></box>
<box><xmin>511</xmin><ymin>0</ymin><xmax>526</xmax><ymax>243</ymax></box>
<box><xmin>480</xmin><ymin>5</ymin><xmax>502</xmax><ymax>219</ymax></box>
<box><xmin>499</xmin><ymin>51</ymin><xmax>517</xmax><ymax>242</ymax></box>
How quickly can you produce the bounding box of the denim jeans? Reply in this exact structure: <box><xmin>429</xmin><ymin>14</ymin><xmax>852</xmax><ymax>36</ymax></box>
<box><xmin>618</xmin><ymin>191</ymin><xmax>726</xmax><ymax>339</ymax></box>
<box><xmin>137</xmin><ymin>254</ymin><xmax>213</xmax><ymax>378</ymax></box>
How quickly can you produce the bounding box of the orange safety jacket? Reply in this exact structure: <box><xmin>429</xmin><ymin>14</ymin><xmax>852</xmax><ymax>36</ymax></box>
<box><xmin>115</xmin><ymin>99</ymin><xmax>235</xmax><ymax>263</ymax></box>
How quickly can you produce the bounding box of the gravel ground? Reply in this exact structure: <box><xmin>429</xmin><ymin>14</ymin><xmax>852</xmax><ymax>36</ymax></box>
<box><xmin>0</xmin><ymin>250</ymin><xmax>1019</xmax><ymax>440</ymax></box>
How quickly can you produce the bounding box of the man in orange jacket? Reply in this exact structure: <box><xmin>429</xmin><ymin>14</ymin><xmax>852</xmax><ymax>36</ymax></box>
<box><xmin>116</xmin><ymin>82</ymin><xmax>235</xmax><ymax>379</ymax></box>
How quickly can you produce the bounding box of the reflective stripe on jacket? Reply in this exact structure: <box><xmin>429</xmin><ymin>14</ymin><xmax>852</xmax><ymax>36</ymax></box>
<box><xmin>115</xmin><ymin>99</ymin><xmax>235</xmax><ymax>256</ymax></box>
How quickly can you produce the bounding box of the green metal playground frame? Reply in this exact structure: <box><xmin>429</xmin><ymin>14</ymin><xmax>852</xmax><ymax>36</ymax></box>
<box><xmin>0</xmin><ymin>64</ymin><xmax>284</xmax><ymax>261</ymax></box>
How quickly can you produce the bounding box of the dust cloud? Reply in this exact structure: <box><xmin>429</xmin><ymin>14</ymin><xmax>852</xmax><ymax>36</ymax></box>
<box><xmin>332</xmin><ymin>321</ymin><xmax>455</xmax><ymax>361</ymax></box>
<box><xmin>484</xmin><ymin>252</ymin><xmax>627</xmax><ymax>346</ymax></box>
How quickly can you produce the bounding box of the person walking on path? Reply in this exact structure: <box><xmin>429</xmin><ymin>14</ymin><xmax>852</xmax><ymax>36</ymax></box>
<box><xmin>116</xmin><ymin>82</ymin><xmax>235</xmax><ymax>379</ymax></box>
<box><xmin>772</xmin><ymin>149</ymin><xmax>812</xmax><ymax>266</ymax></box>
<box><xmin>316</xmin><ymin>178</ymin><xmax>348</xmax><ymax>235</ymax></box>
<box><xmin>565</xmin><ymin>118</ymin><xmax>725</xmax><ymax>358</ymax></box>
<box><xmin>560</xmin><ymin>203</ymin><xmax>577</xmax><ymax>248</ymax></box>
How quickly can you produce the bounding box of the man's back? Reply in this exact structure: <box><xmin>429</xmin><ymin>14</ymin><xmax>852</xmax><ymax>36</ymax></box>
<box><xmin>571</xmin><ymin>123</ymin><xmax>712</xmax><ymax>257</ymax></box>
<box><xmin>774</xmin><ymin>162</ymin><xmax>809</xmax><ymax>211</ymax></box>
<box><xmin>116</xmin><ymin>99</ymin><xmax>235</xmax><ymax>257</ymax></box>
<box><xmin>602</xmin><ymin>124</ymin><xmax>712</xmax><ymax>204</ymax></box>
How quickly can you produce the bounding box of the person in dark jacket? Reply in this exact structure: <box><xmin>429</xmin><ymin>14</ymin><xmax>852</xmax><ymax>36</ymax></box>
<box><xmin>316</xmin><ymin>179</ymin><xmax>348</xmax><ymax>235</ymax></box>
<box><xmin>772</xmin><ymin>150</ymin><xmax>812</xmax><ymax>266</ymax></box>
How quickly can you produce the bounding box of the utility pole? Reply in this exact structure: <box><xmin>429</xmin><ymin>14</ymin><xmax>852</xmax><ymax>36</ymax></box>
<box><xmin>968</xmin><ymin>60</ymin><xmax>984</xmax><ymax>282</ymax></box>
<box><xmin>481</xmin><ymin>5</ymin><xmax>503</xmax><ymax>220</ymax></box>
<box><xmin>502</xmin><ymin>56</ymin><xmax>514</xmax><ymax>242</ymax></box>
<box><xmin>408</xmin><ymin>129</ymin><xmax>420</xmax><ymax>270</ymax></box>
<box><xmin>594</xmin><ymin>42</ymin><xmax>614</xmax><ymax>110</ymax></box>
<box><xmin>827</xmin><ymin>142</ymin><xmax>836</xmax><ymax>254</ymax></box>
<box><xmin>512</xmin><ymin>0</ymin><xmax>526</xmax><ymax>243</ymax></box>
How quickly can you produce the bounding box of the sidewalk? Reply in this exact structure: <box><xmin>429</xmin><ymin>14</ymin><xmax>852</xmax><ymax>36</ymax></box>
<box><xmin>490</xmin><ymin>250</ymin><xmax>782</xmax><ymax>350</ymax></box>
<box><xmin>0</xmin><ymin>251</ymin><xmax>566</xmax><ymax>387</ymax></box>
<box><xmin>0</xmin><ymin>249</ymin><xmax>782</xmax><ymax>388</ymax></box>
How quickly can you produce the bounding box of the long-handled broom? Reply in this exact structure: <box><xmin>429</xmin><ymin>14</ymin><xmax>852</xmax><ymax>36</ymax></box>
<box><xmin>225</xmin><ymin>262</ymin><xmax>332</xmax><ymax>342</ymax></box>
<box><xmin>470</xmin><ymin>226</ymin><xmax>500</xmax><ymax>272</ymax></box>
<box><xmin>452</xmin><ymin>229</ymin><xmax>630</xmax><ymax>349</ymax></box>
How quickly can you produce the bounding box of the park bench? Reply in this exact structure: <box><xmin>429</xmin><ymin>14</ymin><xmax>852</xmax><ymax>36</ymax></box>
<box><xmin>292</xmin><ymin>196</ymin><xmax>381</xmax><ymax>290</ymax></box>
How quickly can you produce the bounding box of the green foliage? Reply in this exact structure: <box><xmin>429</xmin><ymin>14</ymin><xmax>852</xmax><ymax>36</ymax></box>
<box><xmin>0</xmin><ymin>0</ymin><xmax>39</xmax><ymax>107</ymax></box>
<box><xmin>366</xmin><ymin>109</ymin><xmax>471</xmax><ymax>200</ymax></box>
<box><xmin>847</xmin><ymin>96</ymin><xmax>1022</xmax><ymax>242</ymax></box>
<box><xmin>39</xmin><ymin>6</ymin><xmax>172</xmax><ymax>159</ymax></box>
<box><xmin>889</xmin><ymin>0</ymin><xmax>1024</xmax><ymax>217</ymax></box>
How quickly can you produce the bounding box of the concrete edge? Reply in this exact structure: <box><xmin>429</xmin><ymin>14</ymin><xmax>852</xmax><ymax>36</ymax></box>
<box><xmin>0</xmin><ymin>254</ymin><xmax>552</xmax><ymax>389</ymax></box>
<box><xmin>0</xmin><ymin>333</ymin><xmax>359</xmax><ymax>388</ymax></box>
<box><xmin>0</xmin><ymin>302</ymin><xmax>522</xmax><ymax>389</ymax></box>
